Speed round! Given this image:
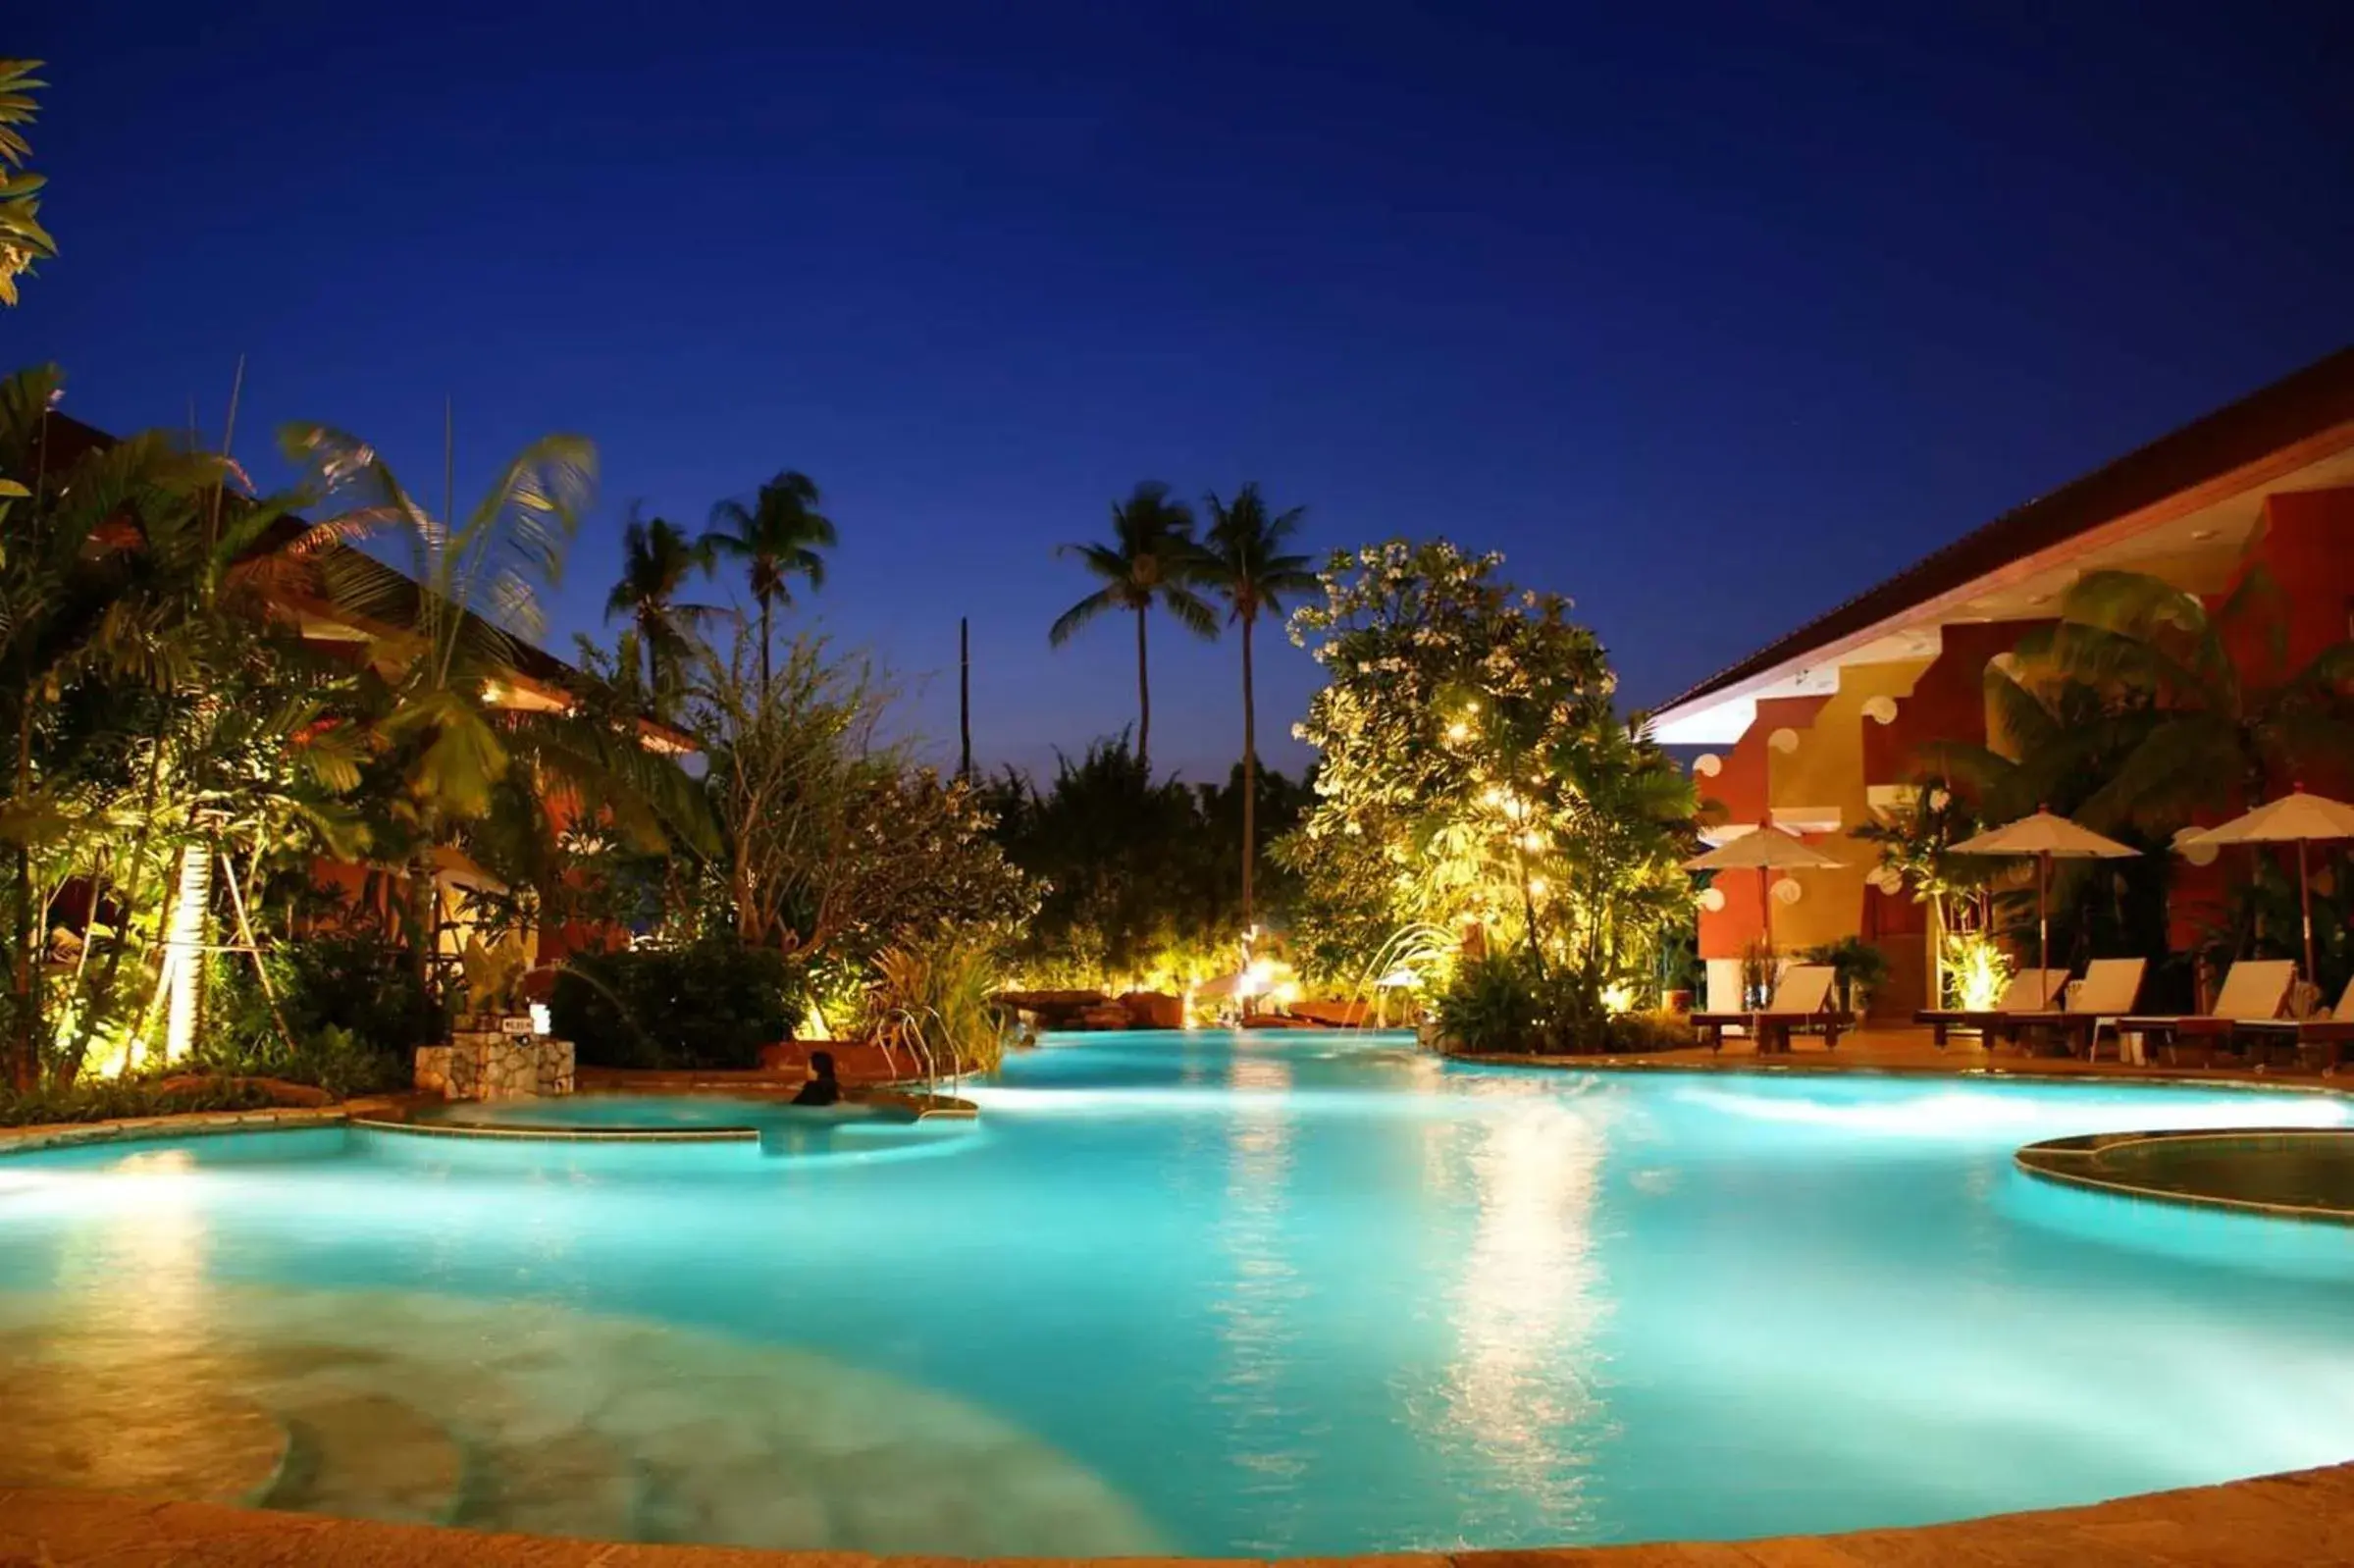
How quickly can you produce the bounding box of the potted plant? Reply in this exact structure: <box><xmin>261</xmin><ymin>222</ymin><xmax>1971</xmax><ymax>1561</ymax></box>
<box><xmin>1802</xmin><ymin>935</ymin><xmax>1892</xmax><ymax>1017</ymax></box>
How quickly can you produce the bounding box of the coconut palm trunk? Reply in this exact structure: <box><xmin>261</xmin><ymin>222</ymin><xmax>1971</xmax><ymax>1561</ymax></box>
<box><xmin>1135</xmin><ymin>604</ymin><xmax>1151</xmax><ymax>773</ymax></box>
<box><xmin>1199</xmin><ymin>483</ymin><xmax>1315</xmax><ymax>944</ymax></box>
<box><xmin>759</xmin><ymin>590</ymin><xmax>773</xmax><ymax>701</ymax></box>
<box><xmin>1240</xmin><ymin>608</ymin><xmax>1257</xmax><ymax>927</ymax></box>
<box><xmin>10</xmin><ymin>704</ymin><xmax>34</xmax><ymax>1090</ymax></box>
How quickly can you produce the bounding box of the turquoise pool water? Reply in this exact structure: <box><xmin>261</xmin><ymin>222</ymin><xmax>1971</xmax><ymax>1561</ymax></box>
<box><xmin>4</xmin><ymin>1029</ymin><xmax>2354</xmax><ymax>1554</ymax></box>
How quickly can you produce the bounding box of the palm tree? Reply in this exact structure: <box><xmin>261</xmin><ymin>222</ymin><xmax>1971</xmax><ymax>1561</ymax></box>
<box><xmin>0</xmin><ymin>61</ymin><xmax>57</xmax><ymax>307</ymax></box>
<box><xmin>1049</xmin><ymin>482</ymin><xmax>1218</xmax><ymax>775</ymax></box>
<box><xmin>702</xmin><ymin>470</ymin><xmax>834</xmax><ymax>698</ymax></box>
<box><xmin>287</xmin><ymin>421</ymin><xmax>714</xmax><ymax>1005</ymax></box>
<box><xmin>1200</xmin><ymin>484</ymin><xmax>1316</xmax><ymax>928</ymax></box>
<box><xmin>2012</xmin><ymin>567</ymin><xmax>2354</xmax><ymax>830</ymax></box>
<box><xmin>604</xmin><ymin>507</ymin><xmax>724</xmax><ymax>711</ymax></box>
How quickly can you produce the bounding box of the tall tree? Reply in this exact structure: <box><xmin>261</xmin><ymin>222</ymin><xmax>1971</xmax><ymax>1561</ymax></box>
<box><xmin>1201</xmin><ymin>484</ymin><xmax>1316</xmax><ymax>930</ymax></box>
<box><xmin>1049</xmin><ymin>481</ymin><xmax>1217</xmax><ymax>773</ymax></box>
<box><xmin>702</xmin><ymin>470</ymin><xmax>834</xmax><ymax>699</ymax></box>
<box><xmin>0</xmin><ymin>61</ymin><xmax>57</xmax><ymax>307</ymax></box>
<box><xmin>604</xmin><ymin>507</ymin><xmax>723</xmax><ymax>711</ymax></box>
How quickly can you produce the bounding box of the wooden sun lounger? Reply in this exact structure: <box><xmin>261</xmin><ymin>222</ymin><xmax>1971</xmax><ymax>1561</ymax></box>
<box><xmin>2232</xmin><ymin>976</ymin><xmax>2354</xmax><ymax>1071</ymax></box>
<box><xmin>1988</xmin><ymin>958</ymin><xmax>2148</xmax><ymax>1059</ymax></box>
<box><xmin>2119</xmin><ymin>960</ymin><xmax>2298</xmax><ymax>1069</ymax></box>
<box><xmin>1693</xmin><ymin>966</ymin><xmax>1851</xmax><ymax>1055</ymax></box>
<box><xmin>1915</xmin><ymin>968</ymin><xmax>2066</xmax><ymax>1048</ymax></box>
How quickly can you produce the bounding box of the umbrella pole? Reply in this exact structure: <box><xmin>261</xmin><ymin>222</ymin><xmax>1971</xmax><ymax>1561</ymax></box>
<box><xmin>2037</xmin><ymin>850</ymin><xmax>2050</xmax><ymax>981</ymax></box>
<box><xmin>2300</xmin><ymin>838</ymin><xmax>2316</xmax><ymax>994</ymax></box>
<box><xmin>1758</xmin><ymin>867</ymin><xmax>1773</xmax><ymax>1003</ymax></box>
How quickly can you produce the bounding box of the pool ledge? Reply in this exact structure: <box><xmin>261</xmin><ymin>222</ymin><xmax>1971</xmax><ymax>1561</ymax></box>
<box><xmin>0</xmin><ymin>1104</ymin><xmax>358</xmax><ymax>1158</ymax></box>
<box><xmin>6</xmin><ymin>1457</ymin><xmax>2354</xmax><ymax>1564</ymax></box>
<box><xmin>2016</xmin><ymin>1125</ymin><xmax>2354</xmax><ymax>1224</ymax></box>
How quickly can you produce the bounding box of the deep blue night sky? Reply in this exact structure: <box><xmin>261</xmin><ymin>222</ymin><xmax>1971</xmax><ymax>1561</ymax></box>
<box><xmin>14</xmin><ymin>3</ymin><xmax>2352</xmax><ymax>780</ymax></box>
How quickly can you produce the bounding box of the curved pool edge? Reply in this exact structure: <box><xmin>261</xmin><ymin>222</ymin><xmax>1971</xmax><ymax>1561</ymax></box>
<box><xmin>0</xmin><ymin>1087</ymin><xmax>982</xmax><ymax>1159</ymax></box>
<box><xmin>5</xmin><ymin>1458</ymin><xmax>2350</xmax><ymax>1566</ymax></box>
<box><xmin>0</xmin><ymin>1104</ymin><xmax>354</xmax><ymax>1158</ymax></box>
<box><xmin>2016</xmin><ymin>1125</ymin><xmax>2354</xmax><ymax>1225</ymax></box>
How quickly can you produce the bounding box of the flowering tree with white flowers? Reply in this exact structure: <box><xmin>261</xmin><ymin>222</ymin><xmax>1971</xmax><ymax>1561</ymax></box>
<box><xmin>1277</xmin><ymin>540</ymin><xmax>1700</xmax><ymax>1030</ymax></box>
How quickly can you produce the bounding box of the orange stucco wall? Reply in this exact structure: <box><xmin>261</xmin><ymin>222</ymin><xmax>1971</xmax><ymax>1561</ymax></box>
<box><xmin>1696</xmin><ymin>481</ymin><xmax>2354</xmax><ymax>1002</ymax></box>
<box><xmin>2168</xmin><ymin>486</ymin><xmax>2354</xmax><ymax>949</ymax></box>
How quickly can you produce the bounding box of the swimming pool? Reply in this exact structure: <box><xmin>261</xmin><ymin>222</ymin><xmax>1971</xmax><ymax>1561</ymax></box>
<box><xmin>3</xmin><ymin>1029</ymin><xmax>2352</xmax><ymax>1556</ymax></box>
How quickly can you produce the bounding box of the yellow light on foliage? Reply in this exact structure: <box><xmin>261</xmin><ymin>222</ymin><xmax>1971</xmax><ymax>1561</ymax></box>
<box><xmin>1446</xmin><ymin>721</ymin><xmax>1471</xmax><ymax>742</ymax></box>
<box><xmin>1600</xmin><ymin>982</ymin><xmax>1637</xmax><ymax>1016</ymax></box>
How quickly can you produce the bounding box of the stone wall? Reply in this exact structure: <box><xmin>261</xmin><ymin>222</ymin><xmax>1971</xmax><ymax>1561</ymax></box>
<box><xmin>414</xmin><ymin>1031</ymin><xmax>576</xmax><ymax>1100</ymax></box>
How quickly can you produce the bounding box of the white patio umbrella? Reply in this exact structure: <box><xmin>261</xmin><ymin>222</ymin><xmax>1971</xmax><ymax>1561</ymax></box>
<box><xmin>2183</xmin><ymin>786</ymin><xmax>2354</xmax><ymax>986</ymax></box>
<box><xmin>1950</xmin><ymin>810</ymin><xmax>2137</xmax><ymax>981</ymax></box>
<box><xmin>1685</xmin><ymin>824</ymin><xmax>1844</xmax><ymax>955</ymax></box>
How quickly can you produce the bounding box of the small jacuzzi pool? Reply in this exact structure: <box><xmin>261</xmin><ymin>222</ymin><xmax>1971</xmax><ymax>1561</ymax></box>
<box><xmin>2017</xmin><ymin>1125</ymin><xmax>2354</xmax><ymax>1221</ymax></box>
<box><xmin>422</xmin><ymin>1092</ymin><xmax>904</xmax><ymax>1133</ymax></box>
<box><xmin>368</xmin><ymin>1092</ymin><xmax>981</xmax><ymax>1164</ymax></box>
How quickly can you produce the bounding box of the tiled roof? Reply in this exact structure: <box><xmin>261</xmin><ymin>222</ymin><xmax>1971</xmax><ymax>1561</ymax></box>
<box><xmin>1655</xmin><ymin>345</ymin><xmax>2354</xmax><ymax>720</ymax></box>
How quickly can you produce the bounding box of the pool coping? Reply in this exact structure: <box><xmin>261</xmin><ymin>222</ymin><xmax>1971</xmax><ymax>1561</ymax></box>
<box><xmin>5</xmin><ymin>1457</ymin><xmax>2354</xmax><ymax>1564</ymax></box>
<box><xmin>0</xmin><ymin>1104</ymin><xmax>358</xmax><ymax>1158</ymax></box>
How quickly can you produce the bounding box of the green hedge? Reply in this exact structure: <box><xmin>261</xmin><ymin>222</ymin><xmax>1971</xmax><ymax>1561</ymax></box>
<box><xmin>550</xmin><ymin>940</ymin><xmax>807</xmax><ymax>1071</ymax></box>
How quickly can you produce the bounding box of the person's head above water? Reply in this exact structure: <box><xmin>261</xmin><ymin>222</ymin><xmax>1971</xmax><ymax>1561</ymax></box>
<box><xmin>809</xmin><ymin>1049</ymin><xmax>837</xmax><ymax>1080</ymax></box>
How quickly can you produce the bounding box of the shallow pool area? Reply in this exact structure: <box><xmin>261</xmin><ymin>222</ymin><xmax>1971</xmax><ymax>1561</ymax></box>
<box><xmin>4</xmin><ymin>1030</ymin><xmax>2354</xmax><ymax>1555</ymax></box>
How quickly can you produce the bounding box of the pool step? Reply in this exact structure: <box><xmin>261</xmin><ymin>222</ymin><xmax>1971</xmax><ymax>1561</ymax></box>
<box><xmin>264</xmin><ymin>1389</ymin><xmax>467</xmax><ymax>1526</ymax></box>
<box><xmin>452</xmin><ymin>1420</ymin><xmax>644</xmax><ymax>1540</ymax></box>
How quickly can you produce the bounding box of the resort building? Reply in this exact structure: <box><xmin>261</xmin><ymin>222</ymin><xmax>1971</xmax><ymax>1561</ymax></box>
<box><xmin>1652</xmin><ymin>346</ymin><xmax>2354</xmax><ymax>1015</ymax></box>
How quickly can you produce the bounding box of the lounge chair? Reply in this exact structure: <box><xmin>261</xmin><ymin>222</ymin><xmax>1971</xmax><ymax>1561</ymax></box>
<box><xmin>2232</xmin><ymin>975</ymin><xmax>2354</xmax><ymax>1072</ymax></box>
<box><xmin>2119</xmin><ymin>960</ymin><xmax>2298</xmax><ymax>1069</ymax></box>
<box><xmin>1991</xmin><ymin>958</ymin><xmax>2148</xmax><ymax>1060</ymax></box>
<box><xmin>1915</xmin><ymin>968</ymin><xmax>2066</xmax><ymax>1049</ymax></box>
<box><xmin>1692</xmin><ymin>965</ymin><xmax>1850</xmax><ymax>1055</ymax></box>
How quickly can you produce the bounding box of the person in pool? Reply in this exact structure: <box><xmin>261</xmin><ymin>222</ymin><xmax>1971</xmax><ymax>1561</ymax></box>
<box><xmin>791</xmin><ymin>1049</ymin><xmax>842</xmax><ymax>1107</ymax></box>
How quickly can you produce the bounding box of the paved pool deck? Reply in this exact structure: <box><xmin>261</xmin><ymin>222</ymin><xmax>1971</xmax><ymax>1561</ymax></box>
<box><xmin>3</xmin><ymin>1458</ymin><xmax>2353</xmax><ymax>1565</ymax></box>
<box><xmin>1459</xmin><ymin>1023</ymin><xmax>2353</xmax><ymax>1091</ymax></box>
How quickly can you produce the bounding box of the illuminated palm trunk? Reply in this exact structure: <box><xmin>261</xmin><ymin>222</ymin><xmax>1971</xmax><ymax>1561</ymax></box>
<box><xmin>159</xmin><ymin>843</ymin><xmax>213</xmax><ymax>1066</ymax></box>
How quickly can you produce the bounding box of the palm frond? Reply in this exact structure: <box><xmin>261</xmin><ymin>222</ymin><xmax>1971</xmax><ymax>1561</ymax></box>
<box><xmin>1158</xmin><ymin>584</ymin><xmax>1223</xmax><ymax>640</ymax></box>
<box><xmin>1049</xmin><ymin>586</ymin><xmax>1123</xmax><ymax>647</ymax></box>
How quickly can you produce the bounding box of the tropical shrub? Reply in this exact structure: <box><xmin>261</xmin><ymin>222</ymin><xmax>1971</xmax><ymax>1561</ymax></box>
<box><xmin>1941</xmin><ymin>931</ymin><xmax>2012</xmax><ymax>1011</ymax></box>
<box><xmin>1432</xmin><ymin>949</ymin><xmax>1693</xmax><ymax>1055</ymax></box>
<box><xmin>868</xmin><ymin>939</ymin><xmax>1008</xmax><ymax>1077</ymax></box>
<box><xmin>203</xmin><ymin>934</ymin><xmax>439</xmax><ymax>1096</ymax></box>
<box><xmin>0</xmin><ymin>1076</ymin><xmax>276</xmax><ymax>1127</ymax></box>
<box><xmin>551</xmin><ymin>939</ymin><xmax>805</xmax><ymax>1071</ymax></box>
<box><xmin>1432</xmin><ymin>951</ymin><xmax>1541</xmax><ymax>1053</ymax></box>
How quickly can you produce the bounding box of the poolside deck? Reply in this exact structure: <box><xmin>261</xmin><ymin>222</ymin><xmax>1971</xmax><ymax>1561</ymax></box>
<box><xmin>1460</xmin><ymin>1023</ymin><xmax>2351</xmax><ymax>1090</ymax></box>
<box><xmin>4</xmin><ymin>1456</ymin><xmax>2351</xmax><ymax>1564</ymax></box>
